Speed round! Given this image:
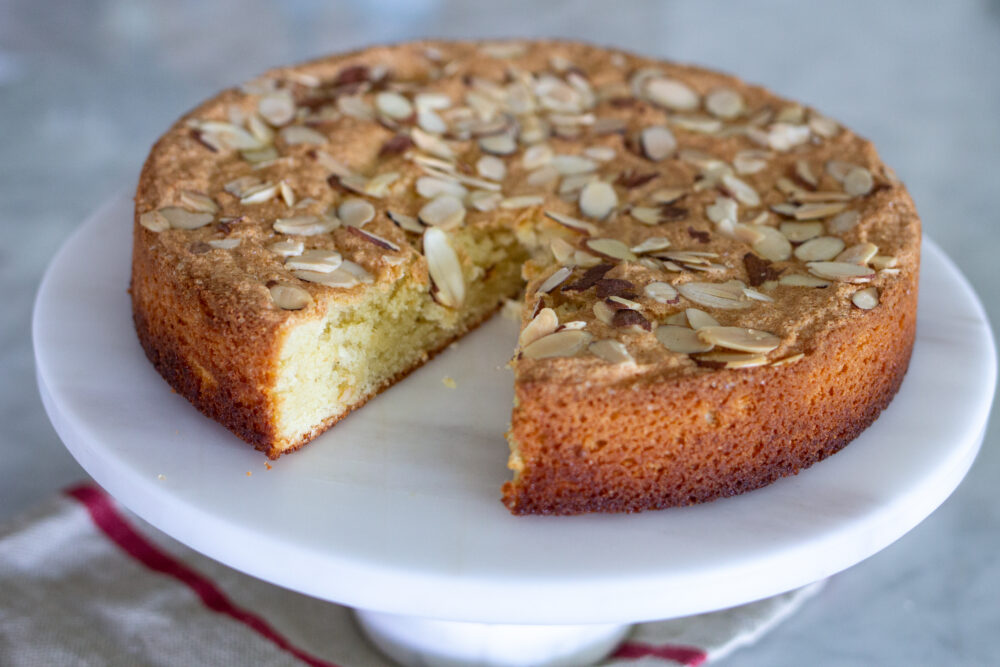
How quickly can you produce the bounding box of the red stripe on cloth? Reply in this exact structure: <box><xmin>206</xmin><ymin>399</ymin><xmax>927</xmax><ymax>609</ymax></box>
<box><xmin>65</xmin><ymin>484</ymin><xmax>340</xmax><ymax>667</ymax></box>
<box><xmin>613</xmin><ymin>640</ymin><xmax>709</xmax><ymax>665</ymax></box>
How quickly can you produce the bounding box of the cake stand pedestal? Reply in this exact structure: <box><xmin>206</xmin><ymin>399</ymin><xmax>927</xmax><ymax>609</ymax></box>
<box><xmin>34</xmin><ymin>197</ymin><xmax>996</xmax><ymax>666</ymax></box>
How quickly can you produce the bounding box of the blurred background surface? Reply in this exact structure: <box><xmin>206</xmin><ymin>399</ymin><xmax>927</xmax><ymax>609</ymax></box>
<box><xmin>1</xmin><ymin>1</ymin><xmax>998</xmax><ymax>664</ymax></box>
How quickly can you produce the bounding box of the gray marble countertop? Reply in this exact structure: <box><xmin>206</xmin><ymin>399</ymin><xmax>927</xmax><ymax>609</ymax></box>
<box><xmin>2</xmin><ymin>1</ymin><xmax>998</xmax><ymax>664</ymax></box>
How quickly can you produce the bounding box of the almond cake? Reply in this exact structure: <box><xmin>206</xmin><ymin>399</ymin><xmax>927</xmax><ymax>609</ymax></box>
<box><xmin>131</xmin><ymin>40</ymin><xmax>920</xmax><ymax>514</ymax></box>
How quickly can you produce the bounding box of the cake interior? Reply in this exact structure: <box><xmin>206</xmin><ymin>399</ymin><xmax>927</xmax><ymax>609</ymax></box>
<box><xmin>270</xmin><ymin>225</ymin><xmax>528</xmax><ymax>453</ymax></box>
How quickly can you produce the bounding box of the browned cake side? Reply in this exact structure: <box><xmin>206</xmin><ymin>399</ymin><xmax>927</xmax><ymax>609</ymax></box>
<box><xmin>503</xmin><ymin>244</ymin><xmax>917</xmax><ymax>514</ymax></box>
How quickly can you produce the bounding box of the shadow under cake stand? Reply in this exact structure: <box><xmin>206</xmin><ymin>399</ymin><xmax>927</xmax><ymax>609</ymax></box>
<box><xmin>34</xmin><ymin>196</ymin><xmax>997</xmax><ymax>666</ymax></box>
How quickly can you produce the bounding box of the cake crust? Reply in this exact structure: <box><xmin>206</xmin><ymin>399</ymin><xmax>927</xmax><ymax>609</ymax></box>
<box><xmin>130</xmin><ymin>39</ymin><xmax>921</xmax><ymax>512</ymax></box>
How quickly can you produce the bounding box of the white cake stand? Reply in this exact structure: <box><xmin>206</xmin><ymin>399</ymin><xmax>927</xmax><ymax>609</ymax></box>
<box><xmin>34</xmin><ymin>196</ymin><xmax>996</xmax><ymax>666</ymax></box>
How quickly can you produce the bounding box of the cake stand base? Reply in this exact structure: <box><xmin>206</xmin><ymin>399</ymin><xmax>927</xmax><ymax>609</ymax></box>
<box><xmin>355</xmin><ymin>609</ymin><xmax>630</xmax><ymax>667</ymax></box>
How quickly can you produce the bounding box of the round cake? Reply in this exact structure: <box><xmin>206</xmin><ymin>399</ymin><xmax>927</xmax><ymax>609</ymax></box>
<box><xmin>131</xmin><ymin>40</ymin><xmax>919</xmax><ymax>515</ymax></box>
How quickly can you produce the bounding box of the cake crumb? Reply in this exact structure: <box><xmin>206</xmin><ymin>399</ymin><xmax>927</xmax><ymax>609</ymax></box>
<box><xmin>246</xmin><ymin>471</ymin><xmax>252</xmax><ymax>477</ymax></box>
<box><xmin>157</xmin><ymin>474</ymin><xmax>166</xmax><ymax>481</ymax></box>
<box><xmin>442</xmin><ymin>376</ymin><xmax>457</xmax><ymax>389</ymax></box>
<box><xmin>265</xmin><ymin>462</ymin><xmax>272</xmax><ymax>470</ymax></box>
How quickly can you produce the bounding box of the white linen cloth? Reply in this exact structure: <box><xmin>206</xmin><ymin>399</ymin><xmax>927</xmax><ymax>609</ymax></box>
<box><xmin>0</xmin><ymin>484</ymin><xmax>822</xmax><ymax>666</ymax></box>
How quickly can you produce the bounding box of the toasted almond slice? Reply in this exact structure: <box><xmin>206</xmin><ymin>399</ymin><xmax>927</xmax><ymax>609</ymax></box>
<box><xmin>279</xmin><ymin>181</ymin><xmax>296</xmax><ymax>207</ymax></box>
<box><xmin>794</xmin><ymin>159</ymin><xmax>818</xmax><ymax>188</ymax></box>
<box><xmin>479</xmin><ymin>132</ymin><xmax>518</xmax><ymax>156</ymax></box>
<box><xmin>526</xmin><ymin>165</ymin><xmax>560</xmax><ymax>187</ymax></box>
<box><xmin>293</xmin><ymin>267</ymin><xmax>360</xmax><ymax>288</ymax></box>
<box><xmin>630</xmin><ymin>206</ymin><xmax>663</xmax><ymax>225</ymax></box>
<box><xmin>721</xmin><ymin>174</ymin><xmax>760</xmax><ymax>207</ymax></box>
<box><xmin>851</xmin><ymin>287</ymin><xmax>879</xmax><ymax>309</ymax></box>
<box><xmin>767</xmin><ymin>123</ymin><xmax>810</xmax><ymax>151</ymax></box>
<box><xmin>705</xmin><ymin>87</ymin><xmax>744</xmax><ymax>119</ymax></box>
<box><xmin>411</xmin><ymin>127</ymin><xmax>455</xmax><ymax>160</ymax></box>
<box><xmin>375</xmin><ymin>91</ymin><xmax>413</xmax><ymax>120</ymax></box>
<box><xmin>579</xmin><ymin>181</ymin><xmax>618</xmax><ymax>220</ymax></box>
<box><xmin>779</xmin><ymin>273</ymin><xmax>831</xmax><ymax>288</ymax></box>
<box><xmin>644</xmin><ymin>282</ymin><xmax>680</xmax><ymax>304</ymax></box>
<box><xmin>871</xmin><ymin>255</ymin><xmax>898</xmax><ymax>270</ymax></box>
<box><xmin>269</xmin><ymin>239</ymin><xmax>304</xmax><ymax>257</ymax></box>
<box><xmin>586</xmin><ymin>238</ymin><xmax>637</xmax><ymax>261</ymax></box>
<box><xmin>752</xmin><ymin>226</ymin><xmax>793</xmax><ymax>262</ymax></box>
<box><xmin>349</xmin><ymin>226</ymin><xmax>400</xmax><ymax>252</ymax></box>
<box><xmin>825</xmin><ymin>160</ymin><xmax>854</xmax><ymax>182</ymax></box>
<box><xmin>194</xmin><ymin>120</ymin><xmax>263</xmax><ymax>150</ymax></box>
<box><xmin>589</xmin><ymin>339</ymin><xmax>634</xmax><ymax>364</ymax></box>
<box><xmin>519</xmin><ymin>307</ymin><xmax>559</xmax><ymax>347</ymax></box>
<box><xmin>269</xmin><ymin>283</ymin><xmax>312</xmax><ymax>310</ymax></box>
<box><xmin>139</xmin><ymin>210</ymin><xmax>169</xmax><ymax>232</ymax></box>
<box><xmin>273</xmin><ymin>215</ymin><xmax>339</xmax><ymax>236</ymax></box>
<box><xmin>364</xmin><ymin>171</ymin><xmax>399</xmax><ymax>198</ymax></box>
<box><xmin>645</xmin><ymin>77</ymin><xmax>699</xmax><ymax>110</ymax></box>
<box><xmin>696</xmin><ymin>326</ymin><xmax>781</xmax><ymax>353</ymax></box>
<box><xmin>338</xmin><ymin>260</ymin><xmax>374</xmax><ymax>283</ymax></box>
<box><xmin>206</xmin><ymin>238</ymin><xmax>240</xmax><ymax>250</ymax></box>
<box><xmin>476</xmin><ymin>155</ymin><xmax>506</xmax><ymax>181</ymax></box>
<box><xmin>419</xmin><ymin>195</ymin><xmax>466</xmax><ymax>229</ymax></box>
<box><xmin>387</xmin><ymin>210</ymin><xmax>424</xmax><ymax>233</ymax></box>
<box><xmin>338</xmin><ymin>198</ymin><xmax>375</xmax><ymax>227</ymax></box>
<box><xmin>706</xmin><ymin>196</ymin><xmax>738</xmax><ymax>225</ymax></box>
<box><xmin>806</xmin><ymin>261</ymin><xmax>876</xmax><ymax>283</ymax></box>
<box><xmin>258</xmin><ymin>91</ymin><xmax>296</xmax><ymax>127</ymax></box>
<box><xmin>551</xmin><ymin>154</ymin><xmax>598</xmax><ymax>175</ymax></box>
<box><xmin>771</xmin><ymin>352</ymin><xmax>805</xmax><ymax>367</ymax></box>
<box><xmin>693</xmin><ymin>351</ymin><xmax>769</xmax><ymax>368</ymax></box>
<box><xmin>794</xmin><ymin>201</ymin><xmax>848</xmax><ymax>220</ymax></box>
<box><xmin>592</xmin><ymin>300</ymin><xmax>615</xmax><ymax>325</ymax></box>
<box><xmin>584</xmin><ymin>146</ymin><xmax>616</xmax><ymax>162</ymax></box>
<box><xmin>179</xmin><ymin>190</ymin><xmax>218</xmax><ymax>214</ymax></box>
<box><xmin>631</xmin><ymin>237</ymin><xmax>671</xmax><ymax>254</ymax></box>
<box><xmin>545</xmin><ymin>210</ymin><xmax>599</xmax><ymax>235</ymax></box>
<box><xmin>733</xmin><ymin>150</ymin><xmax>771</xmax><ymax>175</ymax></box>
<box><xmin>468</xmin><ymin>190</ymin><xmax>502</xmax><ymax>212</ymax></box>
<box><xmin>537</xmin><ymin>266</ymin><xmax>573</xmax><ymax>294</ymax></box>
<box><xmin>559</xmin><ymin>172</ymin><xmax>598</xmax><ymax>195</ymax></box>
<box><xmin>280</xmin><ymin>125</ymin><xmax>327</xmax><ymax>145</ymax></box>
<box><xmin>843</xmin><ymin>167</ymin><xmax>874</xmax><ymax>196</ymax></box>
<box><xmin>423</xmin><ymin>227</ymin><xmax>464</xmax><ymax>307</ymax></box>
<box><xmin>827</xmin><ymin>210</ymin><xmax>861</xmax><ymax>234</ymax></box>
<box><xmin>417</xmin><ymin>176</ymin><xmax>468</xmax><ymax>199</ymax></box>
<box><xmin>285</xmin><ymin>249</ymin><xmax>343</xmax><ymax>273</ymax></box>
<box><xmin>521</xmin><ymin>330</ymin><xmax>593</xmax><ymax>359</ymax></box>
<box><xmin>608</xmin><ymin>295</ymin><xmax>642</xmax><ymax>310</ymax></box>
<box><xmin>685</xmin><ymin>308</ymin><xmax>720</xmax><ymax>330</ymax></box>
<box><xmin>500</xmin><ymin>195</ymin><xmax>545</xmax><ymax>209</ymax></box>
<box><xmin>836</xmin><ymin>242</ymin><xmax>879</xmax><ymax>265</ymax></box>
<box><xmin>794</xmin><ymin>236</ymin><xmax>846</xmax><ymax>262</ymax></box>
<box><xmin>809</xmin><ymin>113</ymin><xmax>840</xmax><ymax>138</ymax></box>
<box><xmin>417</xmin><ymin>108</ymin><xmax>447</xmax><ymax>134</ymax></box>
<box><xmin>677</xmin><ymin>281</ymin><xmax>751</xmax><ymax>310</ymax></box>
<box><xmin>650</xmin><ymin>188</ymin><xmax>686</xmax><ymax>204</ymax></box>
<box><xmin>550</xmin><ymin>238</ymin><xmax>576</xmax><ymax>265</ymax></box>
<box><xmin>640</xmin><ymin>125</ymin><xmax>677</xmax><ymax>161</ymax></box>
<box><xmin>779</xmin><ymin>221</ymin><xmax>824</xmax><ymax>242</ymax></box>
<box><xmin>158</xmin><ymin>207</ymin><xmax>214</xmax><ymax>230</ymax></box>
<box><xmin>664</xmin><ymin>311</ymin><xmax>688</xmax><ymax>326</ymax></box>
<box><xmin>655</xmin><ymin>325</ymin><xmax>713</xmax><ymax>354</ymax></box>
<box><xmin>523</xmin><ymin>144</ymin><xmax>554</xmax><ymax>169</ymax></box>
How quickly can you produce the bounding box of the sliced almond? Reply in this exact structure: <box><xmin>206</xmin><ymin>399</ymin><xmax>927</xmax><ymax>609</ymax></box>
<box><xmin>645</xmin><ymin>77</ymin><xmax>700</xmax><ymax>111</ymax></box>
<box><xmin>338</xmin><ymin>198</ymin><xmax>376</xmax><ymax>227</ymax></box>
<box><xmin>871</xmin><ymin>255</ymin><xmax>898</xmax><ymax>270</ymax></box>
<box><xmin>851</xmin><ymin>287</ymin><xmax>879</xmax><ymax>310</ymax></box>
<box><xmin>339</xmin><ymin>260</ymin><xmax>374</xmax><ymax>283</ymax></box>
<box><xmin>685</xmin><ymin>308</ymin><xmax>720</xmax><ymax>330</ymax></box>
<box><xmin>631</xmin><ymin>237</ymin><xmax>671</xmax><ymax>254</ymax></box>
<box><xmin>279</xmin><ymin>125</ymin><xmax>327</xmax><ymax>145</ymax></box>
<box><xmin>705</xmin><ymin>88</ymin><xmax>744</xmax><ymax>119</ymax></box>
<box><xmin>545</xmin><ymin>210</ymin><xmax>599</xmax><ymax>235</ymax></box>
<box><xmin>269</xmin><ymin>283</ymin><xmax>312</xmax><ymax>310</ymax></box>
<box><xmin>752</xmin><ymin>226</ymin><xmax>793</xmax><ymax>262</ymax></box>
<box><xmin>293</xmin><ymin>267</ymin><xmax>360</xmax><ymax>288</ymax></box>
<box><xmin>158</xmin><ymin>207</ymin><xmax>214</xmax><ymax>230</ymax></box>
<box><xmin>694</xmin><ymin>351</ymin><xmax>769</xmax><ymax>368</ymax></box>
<box><xmin>827</xmin><ymin>210</ymin><xmax>861</xmax><ymax>234</ymax></box>
<box><xmin>551</xmin><ymin>154</ymin><xmax>598</xmax><ymax>175</ymax></box>
<box><xmin>843</xmin><ymin>167</ymin><xmax>874</xmax><ymax>196</ymax></box>
<box><xmin>179</xmin><ymin>190</ymin><xmax>218</xmax><ymax>214</ymax></box>
<box><xmin>794</xmin><ymin>236</ymin><xmax>846</xmax><ymax>262</ymax></box>
<box><xmin>593</xmin><ymin>299</ymin><xmax>616</xmax><ymax>325</ymax></box>
<box><xmin>721</xmin><ymin>174</ymin><xmax>760</xmax><ymax>207</ymax></box>
<box><xmin>779</xmin><ymin>221</ymin><xmax>824</xmax><ymax>242</ymax></box>
<box><xmin>836</xmin><ymin>242</ymin><xmax>879</xmax><ymax>265</ymax></box>
<box><xmin>794</xmin><ymin>202</ymin><xmax>848</xmax><ymax>220</ymax></box>
<box><xmin>387</xmin><ymin>210</ymin><xmax>424</xmax><ymax>233</ymax></box>
<box><xmin>479</xmin><ymin>132</ymin><xmax>518</xmax><ymax>156</ymax></box>
<box><xmin>586</xmin><ymin>238</ymin><xmax>637</xmax><ymax>261</ymax></box>
<box><xmin>279</xmin><ymin>181</ymin><xmax>296</xmax><ymax>207</ymax></box>
<box><xmin>476</xmin><ymin>155</ymin><xmax>506</xmax><ymax>182</ymax></box>
<box><xmin>640</xmin><ymin>125</ymin><xmax>677</xmax><ymax>161</ymax></box>
<box><xmin>519</xmin><ymin>307</ymin><xmax>559</xmax><ymax>347</ymax></box>
<box><xmin>375</xmin><ymin>91</ymin><xmax>413</xmax><ymax>120</ymax></box>
<box><xmin>500</xmin><ymin>195</ymin><xmax>545</xmax><ymax>209</ymax></box>
<box><xmin>537</xmin><ymin>266</ymin><xmax>573</xmax><ymax>294</ymax></box>
<box><xmin>419</xmin><ymin>195</ymin><xmax>466</xmax><ymax>229</ymax></box>
<box><xmin>655</xmin><ymin>325</ymin><xmax>713</xmax><ymax>354</ymax></box>
<box><xmin>521</xmin><ymin>330</ymin><xmax>593</xmax><ymax>359</ymax></box>
<box><xmin>285</xmin><ymin>249</ymin><xmax>343</xmax><ymax>273</ymax></box>
<box><xmin>706</xmin><ymin>196</ymin><xmax>738</xmax><ymax>225</ymax></box>
<box><xmin>411</xmin><ymin>127</ymin><xmax>455</xmax><ymax>160</ymax></box>
<box><xmin>589</xmin><ymin>339</ymin><xmax>634</xmax><ymax>365</ymax></box>
<box><xmin>273</xmin><ymin>215</ymin><xmax>339</xmax><ymax>236</ymax></box>
<box><xmin>696</xmin><ymin>326</ymin><xmax>781</xmax><ymax>353</ymax></box>
<box><xmin>423</xmin><ymin>227</ymin><xmax>465</xmax><ymax>307</ymax></box>
<box><xmin>269</xmin><ymin>239</ymin><xmax>304</xmax><ymax>257</ymax></box>
<box><xmin>258</xmin><ymin>91</ymin><xmax>296</xmax><ymax>127</ymax></box>
<box><xmin>139</xmin><ymin>210</ymin><xmax>169</xmax><ymax>232</ymax></box>
<box><xmin>733</xmin><ymin>150</ymin><xmax>771</xmax><ymax>175</ymax></box>
<box><xmin>644</xmin><ymin>282</ymin><xmax>680</xmax><ymax>304</ymax></box>
<box><xmin>630</xmin><ymin>206</ymin><xmax>664</xmax><ymax>226</ymax></box>
<box><xmin>579</xmin><ymin>181</ymin><xmax>618</xmax><ymax>220</ymax></box>
<box><xmin>348</xmin><ymin>226</ymin><xmax>400</xmax><ymax>252</ymax></box>
<box><xmin>523</xmin><ymin>144</ymin><xmax>554</xmax><ymax>170</ymax></box>
<box><xmin>806</xmin><ymin>261</ymin><xmax>876</xmax><ymax>283</ymax></box>
<box><xmin>416</xmin><ymin>176</ymin><xmax>468</xmax><ymax>199</ymax></box>
<box><xmin>677</xmin><ymin>281</ymin><xmax>751</xmax><ymax>310</ymax></box>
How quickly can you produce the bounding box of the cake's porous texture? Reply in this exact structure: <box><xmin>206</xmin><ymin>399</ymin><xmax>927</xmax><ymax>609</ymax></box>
<box><xmin>131</xmin><ymin>40</ymin><xmax>920</xmax><ymax>514</ymax></box>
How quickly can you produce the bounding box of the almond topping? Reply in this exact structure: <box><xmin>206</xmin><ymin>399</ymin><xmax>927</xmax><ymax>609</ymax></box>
<box><xmin>521</xmin><ymin>330</ymin><xmax>593</xmax><ymax>359</ymax></box>
<box><xmin>685</xmin><ymin>308</ymin><xmax>720</xmax><ymax>330</ymax></box>
<box><xmin>656</xmin><ymin>325</ymin><xmax>713</xmax><ymax>354</ymax></box>
<box><xmin>589</xmin><ymin>339</ymin><xmax>635</xmax><ymax>365</ymax></box>
<box><xmin>794</xmin><ymin>236</ymin><xmax>846</xmax><ymax>262</ymax></box>
<box><xmin>579</xmin><ymin>181</ymin><xmax>618</xmax><ymax>220</ymax></box>
<box><xmin>158</xmin><ymin>207</ymin><xmax>214</xmax><ymax>230</ymax></box>
<box><xmin>423</xmin><ymin>227</ymin><xmax>464</xmax><ymax>308</ymax></box>
<box><xmin>586</xmin><ymin>238</ymin><xmax>637</xmax><ymax>261</ymax></box>
<box><xmin>644</xmin><ymin>282</ymin><xmax>680</xmax><ymax>304</ymax></box>
<box><xmin>677</xmin><ymin>281</ymin><xmax>751</xmax><ymax>310</ymax></box>
<box><xmin>338</xmin><ymin>198</ymin><xmax>376</xmax><ymax>227</ymax></box>
<box><xmin>419</xmin><ymin>195</ymin><xmax>466</xmax><ymax>229</ymax></box>
<box><xmin>851</xmin><ymin>287</ymin><xmax>880</xmax><ymax>310</ymax></box>
<box><xmin>696</xmin><ymin>326</ymin><xmax>781</xmax><ymax>353</ymax></box>
<box><xmin>640</xmin><ymin>126</ymin><xmax>677</xmax><ymax>161</ymax></box>
<box><xmin>269</xmin><ymin>283</ymin><xmax>312</xmax><ymax>310</ymax></box>
<box><xmin>519</xmin><ymin>307</ymin><xmax>559</xmax><ymax>347</ymax></box>
<box><xmin>284</xmin><ymin>249</ymin><xmax>343</xmax><ymax>273</ymax></box>
<box><xmin>806</xmin><ymin>261</ymin><xmax>876</xmax><ymax>283</ymax></box>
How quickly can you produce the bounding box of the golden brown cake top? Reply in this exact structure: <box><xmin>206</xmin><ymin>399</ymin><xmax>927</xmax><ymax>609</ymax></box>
<box><xmin>134</xmin><ymin>39</ymin><xmax>919</xmax><ymax>383</ymax></box>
